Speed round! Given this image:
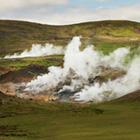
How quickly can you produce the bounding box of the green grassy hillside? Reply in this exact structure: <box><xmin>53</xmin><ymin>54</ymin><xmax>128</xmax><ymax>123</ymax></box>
<box><xmin>0</xmin><ymin>20</ymin><xmax>140</xmax><ymax>56</ymax></box>
<box><xmin>0</xmin><ymin>20</ymin><xmax>140</xmax><ymax>140</ymax></box>
<box><xmin>0</xmin><ymin>94</ymin><xmax>140</xmax><ymax>140</ymax></box>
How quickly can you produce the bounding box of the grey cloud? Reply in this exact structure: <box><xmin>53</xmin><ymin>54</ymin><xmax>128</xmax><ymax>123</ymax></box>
<box><xmin>0</xmin><ymin>0</ymin><xmax>68</xmax><ymax>11</ymax></box>
<box><xmin>0</xmin><ymin>2</ymin><xmax>140</xmax><ymax>25</ymax></box>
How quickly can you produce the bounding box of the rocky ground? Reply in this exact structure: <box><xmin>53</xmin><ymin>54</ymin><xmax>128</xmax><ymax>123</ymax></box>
<box><xmin>0</xmin><ymin>64</ymin><xmax>129</xmax><ymax>102</ymax></box>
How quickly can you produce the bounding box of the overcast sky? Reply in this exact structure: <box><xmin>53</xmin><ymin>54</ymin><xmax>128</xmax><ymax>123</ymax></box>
<box><xmin>0</xmin><ymin>0</ymin><xmax>140</xmax><ymax>25</ymax></box>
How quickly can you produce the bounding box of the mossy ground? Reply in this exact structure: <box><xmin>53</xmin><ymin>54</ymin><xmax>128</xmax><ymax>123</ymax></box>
<box><xmin>0</xmin><ymin>55</ymin><xmax>63</xmax><ymax>70</ymax></box>
<box><xmin>0</xmin><ymin>99</ymin><xmax>140</xmax><ymax>140</ymax></box>
<box><xmin>0</xmin><ymin>20</ymin><xmax>140</xmax><ymax>140</ymax></box>
<box><xmin>0</xmin><ymin>20</ymin><xmax>140</xmax><ymax>57</ymax></box>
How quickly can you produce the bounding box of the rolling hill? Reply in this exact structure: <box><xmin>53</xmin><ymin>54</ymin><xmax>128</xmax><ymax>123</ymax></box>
<box><xmin>0</xmin><ymin>20</ymin><xmax>140</xmax><ymax>56</ymax></box>
<box><xmin>0</xmin><ymin>20</ymin><xmax>140</xmax><ymax>140</ymax></box>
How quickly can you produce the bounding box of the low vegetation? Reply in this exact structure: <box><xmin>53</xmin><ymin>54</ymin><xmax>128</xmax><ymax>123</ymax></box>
<box><xmin>0</xmin><ymin>96</ymin><xmax>140</xmax><ymax>140</ymax></box>
<box><xmin>0</xmin><ymin>20</ymin><xmax>140</xmax><ymax>140</ymax></box>
<box><xmin>0</xmin><ymin>20</ymin><xmax>140</xmax><ymax>56</ymax></box>
<box><xmin>0</xmin><ymin>55</ymin><xmax>63</xmax><ymax>70</ymax></box>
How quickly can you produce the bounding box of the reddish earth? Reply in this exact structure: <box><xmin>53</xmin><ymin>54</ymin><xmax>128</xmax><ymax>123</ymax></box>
<box><xmin>0</xmin><ymin>64</ymin><xmax>49</xmax><ymax>99</ymax></box>
<box><xmin>0</xmin><ymin>82</ymin><xmax>16</xmax><ymax>96</ymax></box>
<box><xmin>0</xmin><ymin>66</ymin><xmax>12</xmax><ymax>75</ymax></box>
<box><xmin>0</xmin><ymin>91</ymin><xmax>17</xmax><ymax>104</ymax></box>
<box><xmin>18</xmin><ymin>93</ymin><xmax>57</xmax><ymax>102</ymax></box>
<box><xmin>0</xmin><ymin>91</ymin><xmax>9</xmax><ymax>98</ymax></box>
<box><xmin>0</xmin><ymin>64</ymin><xmax>139</xmax><ymax>103</ymax></box>
<box><xmin>115</xmin><ymin>90</ymin><xmax>140</xmax><ymax>102</ymax></box>
<box><xmin>0</xmin><ymin>64</ymin><xmax>48</xmax><ymax>83</ymax></box>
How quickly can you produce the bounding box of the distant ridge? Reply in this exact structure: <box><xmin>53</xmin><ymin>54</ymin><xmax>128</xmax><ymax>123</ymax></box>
<box><xmin>0</xmin><ymin>20</ymin><xmax>140</xmax><ymax>56</ymax></box>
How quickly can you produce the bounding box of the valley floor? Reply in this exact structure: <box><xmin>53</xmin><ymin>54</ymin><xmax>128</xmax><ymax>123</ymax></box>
<box><xmin>0</xmin><ymin>100</ymin><xmax>140</xmax><ymax>140</ymax></box>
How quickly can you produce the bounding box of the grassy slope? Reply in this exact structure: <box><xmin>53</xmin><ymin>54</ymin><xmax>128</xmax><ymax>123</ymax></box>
<box><xmin>0</xmin><ymin>55</ymin><xmax>63</xmax><ymax>69</ymax></box>
<box><xmin>0</xmin><ymin>20</ymin><xmax>140</xmax><ymax>57</ymax></box>
<box><xmin>0</xmin><ymin>20</ymin><xmax>140</xmax><ymax>140</ymax></box>
<box><xmin>0</xmin><ymin>20</ymin><xmax>140</xmax><ymax>69</ymax></box>
<box><xmin>0</xmin><ymin>98</ymin><xmax>140</xmax><ymax>140</ymax></box>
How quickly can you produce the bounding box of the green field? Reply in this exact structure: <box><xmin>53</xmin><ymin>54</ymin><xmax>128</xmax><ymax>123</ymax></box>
<box><xmin>0</xmin><ymin>20</ymin><xmax>140</xmax><ymax>140</ymax></box>
<box><xmin>0</xmin><ymin>98</ymin><xmax>140</xmax><ymax>140</ymax></box>
<box><xmin>0</xmin><ymin>20</ymin><xmax>140</xmax><ymax>57</ymax></box>
<box><xmin>0</xmin><ymin>55</ymin><xmax>63</xmax><ymax>70</ymax></box>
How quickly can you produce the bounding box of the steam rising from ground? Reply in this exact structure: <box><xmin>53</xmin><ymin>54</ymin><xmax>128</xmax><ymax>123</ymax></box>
<box><xmin>23</xmin><ymin>37</ymin><xmax>140</xmax><ymax>103</ymax></box>
<box><xmin>4</xmin><ymin>44</ymin><xmax>64</xmax><ymax>59</ymax></box>
<box><xmin>74</xmin><ymin>57</ymin><xmax>140</xmax><ymax>102</ymax></box>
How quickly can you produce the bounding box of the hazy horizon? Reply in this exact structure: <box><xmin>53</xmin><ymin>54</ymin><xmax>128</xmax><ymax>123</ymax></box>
<box><xmin>0</xmin><ymin>0</ymin><xmax>140</xmax><ymax>25</ymax></box>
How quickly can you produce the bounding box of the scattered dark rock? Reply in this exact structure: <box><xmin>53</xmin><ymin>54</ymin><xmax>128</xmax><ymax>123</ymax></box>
<box><xmin>94</xmin><ymin>108</ymin><xmax>104</xmax><ymax>115</ymax></box>
<box><xmin>56</xmin><ymin>90</ymin><xmax>76</xmax><ymax>102</ymax></box>
<box><xmin>0</xmin><ymin>125</ymin><xmax>31</xmax><ymax>137</ymax></box>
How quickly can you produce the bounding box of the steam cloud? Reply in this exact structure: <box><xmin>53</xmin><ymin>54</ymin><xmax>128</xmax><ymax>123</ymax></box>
<box><xmin>4</xmin><ymin>44</ymin><xmax>64</xmax><ymax>59</ymax></box>
<box><xmin>23</xmin><ymin>37</ymin><xmax>140</xmax><ymax>103</ymax></box>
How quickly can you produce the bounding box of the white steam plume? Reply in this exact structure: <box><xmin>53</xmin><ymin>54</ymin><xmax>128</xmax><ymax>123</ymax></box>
<box><xmin>4</xmin><ymin>44</ymin><xmax>64</xmax><ymax>59</ymax></box>
<box><xmin>74</xmin><ymin>57</ymin><xmax>140</xmax><ymax>102</ymax></box>
<box><xmin>23</xmin><ymin>36</ymin><xmax>140</xmax><ymax>103</ymax></box>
